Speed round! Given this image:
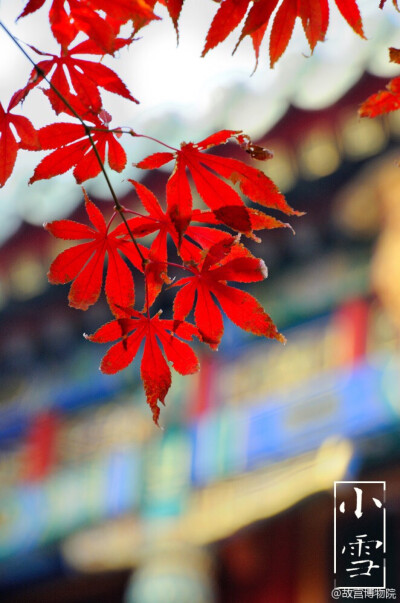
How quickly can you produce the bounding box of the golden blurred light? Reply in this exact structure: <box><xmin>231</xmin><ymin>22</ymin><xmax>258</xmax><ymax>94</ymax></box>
<box><xmin>387</xmin><ymin>110</ymin><xmax>400</xmax><ymax>138</ymax></box>
<box><xmin>125</xmin><ymin>543</ymin><xmax>215</xmax><ymax>603</ymax></box>
<box><xmin>61</xmin><ymin>440</ymin><xmax>353</xmax><ymax>573</ymax></box>
<box><xmin>177</xmin><ymin>438</ymin><xmax>353</xmax><ymax>545</ymax></box>
<box><xmin>340</xmin><ymin>113</ymin><xmax>387</xmax><ymax>160</ymax></box>
<box><xmin>334</xmin><ymin>181</ymin><xmax>380</xmax><ymax>238</ymax></box>
<box><xmin>259</xmin><ymin>143</ymin><xmax>297</xmax><ymax>192</ymax></box>
<box><xmin>57</xmin><ymin>400</ymin><xmax>153</xmax><ymax>464</ymax></box>
<box><xmin>371</xmin><ymin>158</ymin><xmax>400</xmax><ymax>332</ymax></box>
<box><xmin>9</xmin><ymin>256</ymin><xmax>47</xmax><ymax>299</ymax></box>
<box><xmin>62</xmin><ymin>516</ymin><xmax>143</xmax><ymax>571</ymax></box>
<box><xmin>298</xmin><ymin>129</ymin><xmax>340</xmax><ymax>179</ymax></box>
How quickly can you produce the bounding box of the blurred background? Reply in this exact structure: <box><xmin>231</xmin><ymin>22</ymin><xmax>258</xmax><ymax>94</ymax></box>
<box><xmin>1</xmin><ymin>0</ymin><xmax>400</xmax><ymax>601</ymax></box>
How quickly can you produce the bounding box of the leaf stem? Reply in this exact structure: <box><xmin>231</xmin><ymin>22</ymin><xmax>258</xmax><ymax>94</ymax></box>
<box><xmin>0</xmin><ymin>20</ymin><xmax>147</xmax><ymax>268</ymax></box>
<box><xmin>90</xmin><ymin>128</ymin><xmax>178</xmax><ymax>152</ymax></box>
<box><xmin>166</xmin><ymin>261</ymin><xmax>192</xmax><ymax>272</ymax></box>
<box><xmin>121</xmin><ymin>129</ymin><xmax>178</xmax><ymax>152</ymax></box>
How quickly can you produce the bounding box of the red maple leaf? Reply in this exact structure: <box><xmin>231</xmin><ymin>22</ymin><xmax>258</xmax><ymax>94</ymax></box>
<box><xmin>0</xmin><ymin>96</ymin><xmax>40</xmax><ymax>187</ymax></box>
<box><xmin>359</xmin><ymin>77</ymin><xmax>400</xmax><ymax>118</ymax></box>
<box><xmin>18</xmin><ymin>0</ymin><xmax>159</xmax><ymax>52</ymax></box>
<box><xmin>44</xmin><ymin>191</ymin><xmax>147</xmax><ymax>314</ymax></box>
<box><xmin>162</xmin><ymin>0</ymin><xmax>185</xmax><ymax>38</ymax></box>
<box><xmin>30</xmin><ymin>114</ymin><xmax>126</xmax><ymax>183</ymax></box>
<box><xmin>202</xmin><ymin>0</ymin><xmax>364</xmax><ymax>67</ymax></box>
<box><xmin>85</xmin><ymin>311</ymin><xmax>200</xmax><ymax>424</ymax></box>
<box><xmin>136</xmin><ymin>129</ymin><xmax>301</xmax><ymax>241</ymax></box>
<box><xmin>123</xmin><ymin>179</ymin><xmax>236</xmax><ymax>307</ymax></box>
<box><xmin>19</xmin><ymin>43</ymin><xmax>137</xmax><ymax>119</ymax></box>
<box><xmin>172</xmin><ymin>239</ymin><xmax>285</xmax><ymax>349</ymax></box>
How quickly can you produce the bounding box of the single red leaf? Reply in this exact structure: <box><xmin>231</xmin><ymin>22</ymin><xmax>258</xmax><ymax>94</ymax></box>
<box><xmin>166</xmin><ymin>157</ymin><xmax>193</xmax><ymax>242</ymax></box>
<box><xmin>105</xmin><ymin>244</ymin><xmax>136</xmax><ymax>316</ymax></box>
<box><xmin>73</xmin><ymin>138</ymin><xmax>108</xmax><ymax>184</ymax></box>
<box><xmin>334</xmin><ymin>0</ymin><xmax>365</xmax><ymax>38</ymax></box>
<box><xmin>164</xmin><ymin>0</ymin><xmax>185</xmax><ymax>39</ymax></box>
<box><xmin>44</xmin><ymin>219</ymin><xmax>96</xmax><ymax>240</ymax></box>
<box><xmin>197</xmin><ymin>152</ymin><xmax>302</xmax><ymax>216</ymax></box>
<box><xmin>202</xmin><ymin>0</ymin><xmax>250</xmax><ymax>56</ymax></box>
<box><xmin>0</xmin><ymin>120</ymin><xmax>18</xmax><ymax>189</ymax></box>
<box><xmin>196</xmin><ymin>129</ymin><xmax>242</xmax><ymax>150</ymax></box>
<box><xmin>17</xmin><ymin>0</ymin><xmax>46</xmax><ymax>19</ymax></box>
<box><xmin>71</xmin><ymin>36</ymin><xmax>132</xmax><ymax>55</ymax></box>
<box><xmin>45</xmin><ymin>193</ymin><xmax>146</xmax><ymax>314</ymax></box>
<box><xmin>300</xmin><ymin>0</ymin><xmax>329</xmax><ymax>51</ymax></box>
<box><xmin>50</xmin><ymin>0</ymin><xmax>78</xmax><ymax>49</ymax></box>
<box><xmin>172</xmin><ymin>240</ymin><xmax>283</xmax><ymax>349</ymax></box>
<box><xmin>135</xmin><ymin>152</ymin><xmax>174</xmax><ymax>169</ymax></box>
<box><xmin>240</xmin><ymin>0</ymin><xmax>279</xmax><ymax>39</ymax></box>
<box><xmin>86</xmin><ymin>312</ymin><xmax>199</xmax><ymax>424</ymax></box>
<box><xmin>213</xmin><ymin>282</ymin><xmax>286</xmax><ymax>342</ymax></box>
<box><xmin>0</xmin><ymin>102</ymin><xmax>40</xmax><ymax>187</ymax></box>
<box><xmin>107</xmin><ymin>135</ymin><xmax>128</xmax><ymax>172</ymax></box>
<box><xmin>189</xmin><ymin>207</ymin><xmax>294</xmax><ymax>237</ymax></box>
<box><xmin>250</xmin><ymin>22</ymin><xmax>269</xmax><ymax>68</ymax></box>
<box><xmin>144</xmin><ymin>230</ymin><xmax>171</xmax><ymax>310</ymax></box>
<box><xmin>195</xmin><ymin>281</ymin><xmax>225</xmax><ymax>348</ymax></box>
<box><xmin>269</xmin><ymin>0</ymin><xmax>297</xmax><ymax>67</ymax></box>
<box><xmin>30</xmin><ymin>118</ymin><xmax>126</xmax><ymax>184</ymax></box>
<box><xmin>137</xmin><ymin>130</ymin><xmax>300</xmax><ymax>238</ymax></box>
<box><xmin>359</xmin><ymin>77</ymin><xmax>400</xmax><ymax>117</ymax></box>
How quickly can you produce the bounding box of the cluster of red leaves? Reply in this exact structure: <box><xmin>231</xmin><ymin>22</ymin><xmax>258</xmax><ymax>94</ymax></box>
<box><xmin>1</xmin><ymin>0</ymin><xmax>151</xmax><ymax>188</ymax></box>
<box><xmin>44</xmin><ymin>129</ymin><xmax>297</xmax><ymax>422</ymax></box>
<box><xmin>3</xmin><ymin>0</ymin><xmax>385</xmax><ymax>424</ymax></box>
<box><xmin>17</xmin><ymin>0</ymin><xmax>160</xmax><ymax>53</ymax></box>
<box><xmin>201</xmin><ymin>0</ymin><xmax>365</xmax><ymax>67</ymax></box>
<box><xmin>0</xmin><ymin>0</ymin><xmax>371</xmax><ymax>189</ymax></box>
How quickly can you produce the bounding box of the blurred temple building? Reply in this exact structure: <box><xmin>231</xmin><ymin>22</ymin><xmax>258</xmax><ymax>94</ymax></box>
<box><xmin>1</xmin><ymin>65</ymin><xmax>400</xmax><ymax>602</ymax></box>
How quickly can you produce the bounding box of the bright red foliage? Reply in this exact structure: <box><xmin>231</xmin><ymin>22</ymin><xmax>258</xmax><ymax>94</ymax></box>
<box><xmin>359</xmin><ymin>77</ymin><xmax>400</xmax><ymax>118</ymax></box>
<box><xmin>359</xmin><ymin>45</ymin><xmax>400</xmax><ymax>119</ymax></box>
<box><xmin>8</xmin><ymin>0</ymin><xmax>378</xmax><ymax>423</ymax></box>
<box><xmin>172</xmin><ymin>239</ymin><xmax>285</xmax><ymax>349</ymax></box>
<box><xmin>202</xmin><ymin>0</ymin><xmax>364</xmax><ymax>67</ymax></box>
<box><xmin>18</xmin><ymin>0</ymin><xmax>159</xmax><ymax>52</ymax></box>
<box><xmin>125</xmin><ymin>180</ymin><xmax>233</xmax><ymax>304</ymax></box>
<box><xmin>45</xmin><ymin>191</ymin><xmax>146</xmax><ymax>314</ymax></box>
<box><xmin>30</xmin><ymin>115</ymin><xmax>126</xmax><ymax>183</ymax></box>
<box><xmin>0</xmin><ymin>97</ymin><xmax>40</xmax><ymax>187</ymax></box>
<box><xmin>20</xmin><ymin>43</ymin><xmax>137</xmax><ymax>119</ymax></box>
<box><xmin>136</xmin><ymin>129</ymin><xmax>301</xmax><ymax>241</ymax></box>
<box><xmin>86</xmin><ymin>311</ymin><xmax>199</xmax><ymax>424</ymax></box>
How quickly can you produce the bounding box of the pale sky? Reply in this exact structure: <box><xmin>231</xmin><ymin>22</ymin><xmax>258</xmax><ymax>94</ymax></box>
<box><xmin>0</xmin><ymin>0</ymin><xmax>399</xmax><ymax>242</ymax></box>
